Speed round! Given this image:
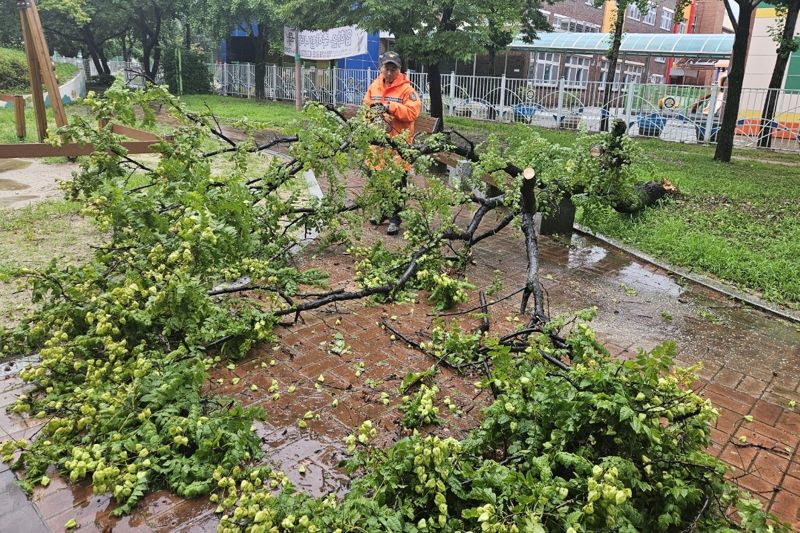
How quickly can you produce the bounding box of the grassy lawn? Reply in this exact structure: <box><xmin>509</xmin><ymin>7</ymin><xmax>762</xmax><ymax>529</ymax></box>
<box><xmin>0</xmin><ymin>199</ymin><xmax>99</xmax><ymax>328</ymax></box>
<box><xmin>180</xmin><ymin>94</ymin><xmax>301</xmax><ymax>130</ymax></box>
<box><xmin>1</xmin><ymin>47</ymin><xmax>79</xmax><ymax>93</ymax></box>
<box><xmin>2</xmin><ymin>94</ymin><xmax>797</xmax><ymax>309</ymax></box>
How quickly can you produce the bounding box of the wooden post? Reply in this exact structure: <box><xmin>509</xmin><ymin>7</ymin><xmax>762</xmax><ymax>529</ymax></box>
<box><xmin>14</xmin><ymin>96</ymin><xmax>26</xmax><ymax>140</ymax></box>
<box><xmin>18</xmin><ymin>0</ymin><xmax>68</xmax><ymax>137</ymax></box>
<box><xmin>24</xmin><ymin>0</ymin><xmax>67</xmax><ymax>127</ymax></box>
<box><xmin>19</xmin><ymin>9</ymin><xmax>47</xmax><ymax>141</ymax></box>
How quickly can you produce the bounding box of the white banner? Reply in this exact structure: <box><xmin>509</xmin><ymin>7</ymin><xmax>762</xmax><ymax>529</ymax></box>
<box><xmin>283</xmin><ymin>26</ymin><xmax>368</xmax><ymax>60</ymax></box>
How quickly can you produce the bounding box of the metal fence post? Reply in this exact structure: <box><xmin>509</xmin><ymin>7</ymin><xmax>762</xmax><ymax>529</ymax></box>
<box><xmin>624</xmin><ymin>80</ymin><xmax>635</xmax><ymax>127</ymax></box>
<box><xmin>449</xmin><ymin>71</ymin><xmax>456</xmax><ymax>116</ymax></box>
<box><xmin>557</xmin><ymin>77</ymin><xmax>565</xmax><ymax>127</ymax></box>
<box><xmin>247</xmin><ymin>63</ymin><xmax>252</xmax><ymax>98</ymax></box>
<box><xmin>703</xmin><ymin>82</ymin><xmax>719</xmax><ymax>143</ymax></box>
<box><xmin>332</xmin><ymin>66</ymin><xmax>338</xmax><ymax>106</ymax></box>
<box><xmin>223</xmin><ymin>63</ymin><xmax>228</xmax><ymax>95</ymax></box>
<box><xmin>499</xmin><ymin>74</ymin><xmax>507</xmax><ymax>122</ymax></box>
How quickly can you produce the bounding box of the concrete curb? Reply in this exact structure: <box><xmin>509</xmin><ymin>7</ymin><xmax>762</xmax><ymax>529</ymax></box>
<box><xmin>574</xmin><ymin>223</ymin><xmax>800</xmax><ymax>325</ymax></box>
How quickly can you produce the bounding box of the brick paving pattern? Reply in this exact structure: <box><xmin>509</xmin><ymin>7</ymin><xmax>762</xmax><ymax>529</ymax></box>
<box><xmin>1</xmin><ymin>190</ymin><xmax>799</xmax><ymax>530</ymax></box>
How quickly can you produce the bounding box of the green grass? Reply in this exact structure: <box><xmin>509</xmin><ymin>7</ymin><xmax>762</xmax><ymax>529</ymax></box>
<box><xmin>180</xmin><ymin>95</ymin><xmax>301</xmax><ymax>131</ymax></box>
<box><xmin>0</xmin><ymin>47</ymin><xmax>79</xmax><ymax>93</ymax></box>
<box><xmin>0</xmin><ymin>102</ymin><xmax>89</xmax><ymax>144</ymax></box>
<box><xmin>0</xmin><ymin>199</ymin><xmax>98</xmax><ymax>328</ymax></box>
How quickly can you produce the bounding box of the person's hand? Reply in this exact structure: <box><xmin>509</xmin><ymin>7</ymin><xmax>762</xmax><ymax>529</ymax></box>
<box><xmin>369</xmin><ymin>103</ymin><xmax>389</xmax><ymax>115</ymax></box>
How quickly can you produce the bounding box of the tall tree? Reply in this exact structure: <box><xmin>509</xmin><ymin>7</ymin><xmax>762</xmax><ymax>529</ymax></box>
<box><xmin>192</xmin><ymin>0</ymin><xmax>283</xmax><ymax>99</ymax></box>
<box><xmin>714</xmin><ymin>0</ymin><xmax>758</xmax><ymax>162</ymax></box>
<box><xmin>38</xmin><ymin>0</ymin><xmax>126</xmax><ymax>76</ymax></box>
<box><xmin>131</xmin><ymin>0</ymin><xmax>178</xmax><ymax>81</ymax></box>
<box><xmin>757</xmin><ymin>0</ymin><xmax>800</xmax><ymax>148</ymax></box>
<box><xmin>0</xmin><ymin>0</ymin><xmax>22</xmax><ymax>47</ymax></box>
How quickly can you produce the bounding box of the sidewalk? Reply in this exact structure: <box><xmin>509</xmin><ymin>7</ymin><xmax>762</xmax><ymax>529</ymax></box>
<box><xmin>1</xmin><ymin>220</ymin><xmax>798</xmax><ymax>531</ymax></box>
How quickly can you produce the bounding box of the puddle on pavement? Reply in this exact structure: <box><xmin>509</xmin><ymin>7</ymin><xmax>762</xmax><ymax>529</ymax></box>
<box><xmin>0</xmin><ymin>178</ymin><xmax>30</xmax><ymax>191</ymax></box>
<box><xmin>0</xmin><ymin>160</ymin><xmax>32</xmax><ymax>173</ymax></box>
<box><xmin>0</xmin><ymin>195</ymin><xmax>39</xmax><ymax>207</ymax></box>
<box><xmin>616</xmin><ymin>263</ymin><xmax>682</xmax><ymax>298</ymax></box>
<box><xmin>567</xmin><ymin>242</ymin><xmax>608</xmax><ymax>269</ymax></box>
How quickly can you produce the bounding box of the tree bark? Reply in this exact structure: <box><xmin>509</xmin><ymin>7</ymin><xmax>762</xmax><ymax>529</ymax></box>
<box><xmin>426</xmin><ymin>6</ymin><xmax>454</xmax><ymax>128</ymax></box>
<box><xmin>601</xmin><ymin>4</ymin><xmax>626</xmax><ymax>132</ymax></box>
<box><xmin>136</xmin><ymin>5</ymin><xmax>163</xmax><ymax>81</ymax></box>
<box><xmin>757</xmin><ymin>0</ymin><xmax>800</xmax><ymax>148</ymax></box>
<box><xmin>254</xmin><ymin>23</ymin><xmax>268</xmax><ymax>100</ymax></box>
<box><xmin>82</xmin><ymin>26</ymin><xmax>110</xmax><ymax>75</ymax></box>
<box><xmin>715</xmin><ymin>1</ymin><xmax>755</xmax><ymax>162</ymax></box>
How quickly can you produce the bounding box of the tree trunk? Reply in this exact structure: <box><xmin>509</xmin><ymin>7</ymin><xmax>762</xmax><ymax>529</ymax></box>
<box><xmin>426</xmin><ymin>6</ymin><xmax>454</xmax><ymax>128</ymax></box>
<box><xmin>150</xmin><ymin>9</ymin><xmax>162</xmax><ymax>80</ymax></box>
<box><xmin>757</xmin><ymin>1</ymin><xmax>799</xmax><ymax>148</ymax></box>
<box><xmin>428</xmin><ymin>62</ymin><xmax>444</xmax><ymax>126</ymax></box>
<box><xmin>715</xmin><ymin>2</ymin><xmax>755</xmax><ymax>162</ymax></box>
<box><xmin>136</xmin><ymin>6</ymin><xmax>163</xmax><ymax>81</ymax></box>
<box><xmin>82</xmin><ymin>26</ymin><xmax>110</xmax><ymax>75</ymax></box>
<box><xmin>601</xmin><ymin>4</ymin><xmax>626</xmax><ymax>132</ymax></box>
<box><xmin>254</xmin><ymin>23</ymin><xmax>268</xmax><ymax>99</ymax></box>
<box><xmin>184</xmin><ymin>21</ymin><xmax>191</xmax><ymax>49</ymax></box>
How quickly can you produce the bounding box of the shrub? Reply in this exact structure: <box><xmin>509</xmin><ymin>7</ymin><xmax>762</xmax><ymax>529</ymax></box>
<box><xmin>0</xmin><ymin>48</ymin><xmax>31</xmax><ymax>92</ymax></box>
<box><xmin>162</xmin><ymin>45</ymin><xmax>212</xmax><ymax>95</ymax></box>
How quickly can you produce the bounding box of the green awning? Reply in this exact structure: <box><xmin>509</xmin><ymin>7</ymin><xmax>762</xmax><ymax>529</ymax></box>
<box><xmin>509</xmin><ymin>32</ymin><xmax>733</xmax><ymax>59</ymax></box>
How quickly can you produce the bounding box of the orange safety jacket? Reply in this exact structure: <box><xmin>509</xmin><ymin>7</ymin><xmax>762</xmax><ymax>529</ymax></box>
<box><xmin>363</xmin><ymin>72</ymin><xmax>421</xmax><ymax>139</ymax></box>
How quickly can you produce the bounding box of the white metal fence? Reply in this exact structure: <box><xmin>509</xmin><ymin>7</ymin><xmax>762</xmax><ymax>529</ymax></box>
<box><xmin>123</xmin><ymin>61</ymin><xmax>800</xmax><ymax>153</ymax></box>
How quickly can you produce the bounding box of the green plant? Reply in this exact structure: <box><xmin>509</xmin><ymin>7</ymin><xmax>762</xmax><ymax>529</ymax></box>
<box><xmin>422</xmin><ymin>320</ymin><xmax>483</xmax><ymax>367</ymax></box>
<box><xmin>216</xmin><ymin>315</ymin><xmax>791</xmax><ymax>532</ymax></box>
<box><xmin>400</xmin><ymin>383</ymin><xmax>441</xmax><ymax>428</ymax></box>
<box><xmin>0</xmin><ymin>47</ymin><xmax>78</xmax><ymax>93</ymax></box>
<box><xmin>162</xmin><ymin>45</ymin><xmax>212</xmax><ymax>95</ymax></box>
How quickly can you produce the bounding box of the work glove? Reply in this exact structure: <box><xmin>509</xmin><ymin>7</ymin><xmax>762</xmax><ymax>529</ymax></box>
<box><xmin>369</xmin><ymin>103</ymin><xmax>389</xmax><ymax>115</ymax></box>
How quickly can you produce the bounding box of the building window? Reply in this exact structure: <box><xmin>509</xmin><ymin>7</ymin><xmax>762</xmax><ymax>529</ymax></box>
<box><xmin>624</xmin><ymin>64</ymin><xmax>643</xmax><ymax>84</ymax></box>
<box><xmin>661</xmin><ymin>8</ymin><xmax>674</xmax><ymax>30</ymax></box>
<box><xmin>585</xmin><ymin>0</ymin><xmax>598</xmax><ymax>6</ymax></box>
<box><xmin>564</xmin><ymin>55</ymin><xmax>590</xmax><ymax>88</ymax></box>
<box><xmin>654</xmin><ymin>56</ymin><xmax>666</xmax><ymax>63</ymax></box>
<box><xmin>649</xmin><ymin>74</ymin><xmax>664</xmax><ymax>84</ymax></box>
<box><xmin>534</xmin><ymin>52</ymin><xmax>560</xmax><ymax>85</ymax></box>
<box><xmin>553</xmin><ymin>15</ymin><xmax>600</xmax><ymax>33</ymax></box>
<box><xmin>643</xmin><ymin>7</ymin><xmax>657</xmax><ymax>25</ymax></box>
<box><xmin>678</xmin><ymin>20</ymin><xmax>687</xmax><ymax>33</ymax></box>
<box><xmin>600</xmin><ymin>61</ymin><xmax>643</xmax><ymax>88</ymax></box>
<box><xmin>628</xmin><ymin>4</ymin><xmax>641</xmax><ymax>21</ymax></box>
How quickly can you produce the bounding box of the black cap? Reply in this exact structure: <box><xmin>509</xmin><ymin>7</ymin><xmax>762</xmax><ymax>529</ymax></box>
<box><xmin>381</xmin><ymin>51</ymin><xmax>402</xmax><ymax>68</ymax></box>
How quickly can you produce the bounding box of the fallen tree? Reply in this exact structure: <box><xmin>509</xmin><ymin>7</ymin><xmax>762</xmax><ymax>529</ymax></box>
<box><xmin>0</xmin><ymin>83</ymin><xmax>787</xmax><ymax>531</ymax></box>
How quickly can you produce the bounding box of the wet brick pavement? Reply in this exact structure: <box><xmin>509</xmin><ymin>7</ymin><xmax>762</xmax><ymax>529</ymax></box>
<box><xmin>1</xmin><ymin>202</ymin><xmax>799</xmax><ymax>530</ymax></box>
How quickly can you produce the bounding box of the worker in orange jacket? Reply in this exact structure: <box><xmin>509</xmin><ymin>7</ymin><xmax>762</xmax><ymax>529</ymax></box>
<box><xmin>363</xmin><ymin>51</ymin><xmax>421</xmax><ymax>235</ymax></box>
